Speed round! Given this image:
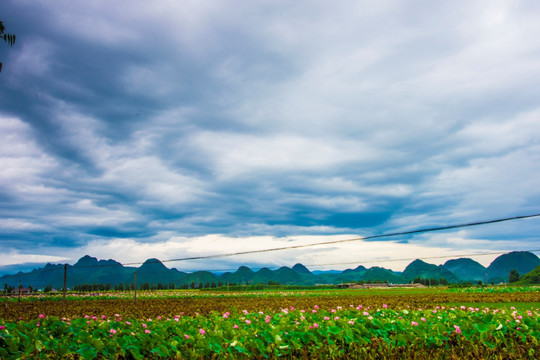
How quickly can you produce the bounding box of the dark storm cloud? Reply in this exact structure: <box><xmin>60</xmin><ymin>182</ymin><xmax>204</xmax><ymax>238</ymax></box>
<box><xmin>1</xmin><ymin>0</ymin><xmax>540</xmax><ymax>269</ymax></box>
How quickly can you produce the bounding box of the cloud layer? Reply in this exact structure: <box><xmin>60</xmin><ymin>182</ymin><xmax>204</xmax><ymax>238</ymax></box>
<box><xmin>1</xmin><ymin>0</ymin><xmax>539</xmax><ymax>272</ymax></box>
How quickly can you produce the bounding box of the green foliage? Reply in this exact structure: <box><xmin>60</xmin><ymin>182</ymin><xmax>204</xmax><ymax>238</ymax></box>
<box><xmin>516</xmin><ymin>265</ymin><xmax>540</xmax><ymax>285</ymax></box>
<box><xmin>1</xmin><ymin>300</ymin><xmax>539</xmax><ymax>359</ymax></box>
<box><xmin>509</xmin><ymin>269</ymin><xmax>521</xmax><ymax>283</ymax></box>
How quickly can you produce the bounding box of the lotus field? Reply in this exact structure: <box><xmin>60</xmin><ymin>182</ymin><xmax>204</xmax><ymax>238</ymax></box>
<box><xmin>1</xmin><ymin>288</ymin><xmax>539</xmax><ymax>359</ymax></box>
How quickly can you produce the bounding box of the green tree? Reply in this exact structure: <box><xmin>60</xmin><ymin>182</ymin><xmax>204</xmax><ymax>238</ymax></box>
<box><xmin>1</xmin><ymin>20</ymin><xmax>16</xmax><ymax>72</ymax></box>
<box><xmin>509</xmin><ymin>269</ymin><xmax>520</xmax><ymax>283</ymax></box>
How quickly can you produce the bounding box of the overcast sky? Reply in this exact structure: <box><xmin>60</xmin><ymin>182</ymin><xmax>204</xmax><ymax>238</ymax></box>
<box><xmin>1</xmin><ymin>0</ymin><xmax>539</xmax><ymax>275</ymax></box>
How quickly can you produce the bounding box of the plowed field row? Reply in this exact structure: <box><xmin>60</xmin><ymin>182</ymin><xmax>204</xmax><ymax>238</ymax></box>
<box><xmin>2</xmin><ymin>290</ymin><xmax>539</xmax><ymax>321</ymax></box>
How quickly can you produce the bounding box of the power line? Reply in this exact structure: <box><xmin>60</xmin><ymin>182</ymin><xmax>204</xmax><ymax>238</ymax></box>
<box><xmin>160</xmin><ymin>249</ymin><xmax>540</xmax><ymax>273</ymax></box>
<box><xmin>134</xmin><ymin>212</ymin><xmax>540</xmax><ymax>266</ymax></box>
<box><xmin>303</xmin><ymin>249</ymin><xmax>540</xmax><ymax>268</ymax></box>
<box><xmin>3</xmin><ymin>212</ymin><xmax>540</xmax><ymax>274</ymax></box>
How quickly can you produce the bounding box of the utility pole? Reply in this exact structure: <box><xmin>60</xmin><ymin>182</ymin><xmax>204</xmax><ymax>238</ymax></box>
<box><xmin>63</xmin><ymin>264</ymin><xmax>67</xmax><ymax>308</ymax></box>
<box><xmin>134</xmin><ymin>271</ymin><xmax>137</xmax><ymax>305</ymax></box>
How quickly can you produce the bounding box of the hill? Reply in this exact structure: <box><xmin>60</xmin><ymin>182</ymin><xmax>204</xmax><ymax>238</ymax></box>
<box><xmin>402</xmin><ymin>259</ymin><xmax>459</xmax><ymax>283</ymax></box>
<box><xmin>3</xmin><ymin>251</ymin><xmax>537</xmax><ymax>289</ymax></box>
<box><xmin>443</xmin><ymin>258</ymin><xmax>486</xmax><ymax>282</ymax></box>
<box><xmin>136</xmin><ymin>258</ymin><xmax>187</xmax><ymax>286</ymax></box>
<box><xmin>360</xmin><ymin>267</ymin><xmax>406</xmax><ymax>284</ymax></box>
<box><xmin>292</xmin><ymin>263</ymin><xmax>311</xmax><ymax>275</ymax></box>
<box><xmin>220</xmin><ymin>266</ymin><xmax>256</xmax><ymax>285</ymax></box>
<box><xmin>486</xmin><ymin>251</ymin><xmax>540</xmax><ymax>283</ymax></box>
<box><xmin>516</xmin><ymin>265</ymin><xmax>540</xmax><ymax>285</ymax></box>
<box><xmin>177</xmin><ymin>271</ymin><xmax>219</xmax><ymax>288</ymax></box>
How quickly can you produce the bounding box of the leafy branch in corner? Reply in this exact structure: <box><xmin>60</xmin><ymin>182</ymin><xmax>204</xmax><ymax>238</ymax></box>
<box><xmin>1</xmin><ymin>20</ymin><xmax>16</xmax><ymax>73</ymax></box>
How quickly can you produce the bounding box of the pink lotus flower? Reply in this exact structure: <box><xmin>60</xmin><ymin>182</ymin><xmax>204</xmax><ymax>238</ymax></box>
<box><xmin>184</xmin><ymin>334</ymin><xmax>189</xmax><ymax>339</ymax></box>
<box><xmin>411</xmin><ymin>321</ymin><xmax>418</xmax><ymax>326</ymax></box>
<box><xmin>145</xmin><ymin>329</ymin><xmax>151</xmax><ymax>334</ymax></box>
<box><xmin>233</xmin><ymin>324</ymin><xmax>239</xmax><ymax>329</ymax></box>
<box><xmin>39</xmin><ymin>314</ymin><xmax>45</xmax><ymax>319</ymax></box>
<box><xmin>199</xmin><ymin>328</ymin><xmax>205</xmax><ymax>335</ymax></box>
<box><xmin>110</xmin><ymin>329</ymin><xmax>117</xmax><ymax>334</ymax></box>
<box><xmin>313</xmin><ymin>323</ymin><xmax>319</xmax><ymax>328</ymax></box>
<box><xmin>0</xmin><ymin>325</ymin><xmax>5</xmax><ymax>330</ymax></box>
<box><xmin>245</xmin><ymin>320</ymin><xmax>251</xmax><ymax>325</ymax></box>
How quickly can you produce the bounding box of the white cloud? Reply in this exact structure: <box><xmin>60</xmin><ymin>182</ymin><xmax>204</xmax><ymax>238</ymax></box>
<box><xmin>0</xmin><ymin>218</ymin><xmax>51</xmax><ymax>231</ymax></box>
<box><xmin>0</xmin><ymin>251</ymin><xmax>69</xmax><ymax>267</ymax></box>
<box><xmin>0</xmin><ymin>116</ymin><xmax>59</xmax><ymax>195</ymax></box>
<box><xmin>64</xmin><ymin>233</ymin><xmax>506</xmax><ymax>272</ymax></box>
<box><xmin>190</xmin><ymin>132</ymin><xmax>385</xmax><ymax>179</ymax></box>
<box><xmin>98</xmin><ymin>155</ymin><xmax>209</xmax><ymax>205</ymax></box>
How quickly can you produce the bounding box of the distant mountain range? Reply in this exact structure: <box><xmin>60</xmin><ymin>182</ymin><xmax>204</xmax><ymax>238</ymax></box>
<box><xmin>1</xmin><ymin>251</ymin><xmax>539</xmax><ymax>289</ymax></box>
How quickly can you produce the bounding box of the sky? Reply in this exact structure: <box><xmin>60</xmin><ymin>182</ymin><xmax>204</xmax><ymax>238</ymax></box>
<box><xmin>1</xmin><ymin>0</ymin><xmax>540</xmax><ymax>275</ymax></box>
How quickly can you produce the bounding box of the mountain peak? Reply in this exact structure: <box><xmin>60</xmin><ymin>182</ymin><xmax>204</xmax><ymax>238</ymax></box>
<box><xmin>139</xmin><ymin>258</ymin><xmax>169</xmax><ymax>272</ymax></box>
<box><xmin>236</xmin><ymin>266</ymin><xmax>254</xmax><ymax>274</ymax></box>
<box><xmin>354</xmin><ymin>265</ymin><xmax>367</xmax><ymax>272</ymax></box>
<box><xmin>98</xmin><ymin>259</ymin><xmax>122</xmax><ymax>266</ymax></box>
<box><xmin>487</xmin><ymin>251</ymin><xmax>540</xmax><ymax>281</ymax></box>
<box><xmin>292</xmin><ymin>263</ymin><xmax>311</xmax><ymax>274</ymax></box>
<box><xmin>403</xmin><ymin>259</ymin><xmax>458</xmax><ymax>282</ymax></box>
<box><xmin>74</xmin><ymin>255</ymin><xmax>99</xmax><ymax>268</ymax></box>
<box><xmin>443</xmin><ymin>258</ymin><xmax>486</xmax><ymax>282</ymax></box>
